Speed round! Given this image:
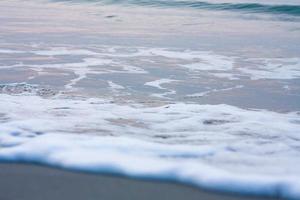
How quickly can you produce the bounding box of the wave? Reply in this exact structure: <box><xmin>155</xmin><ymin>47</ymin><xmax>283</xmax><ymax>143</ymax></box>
<box><xmin>0</xmin><ymin>93</ymin><xmax>300</xmax><ymax>199</ymax></box>
<box><xmin>51</xmin><ymin>0</ymin><xmax>300</xmax><ymax>16</ymax></box>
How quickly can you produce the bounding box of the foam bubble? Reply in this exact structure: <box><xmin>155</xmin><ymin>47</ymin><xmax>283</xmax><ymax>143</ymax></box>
<box><xmin>0</xmin><ymin>83</ymin><xmax>57</xmax><ymax>97</ymax></box>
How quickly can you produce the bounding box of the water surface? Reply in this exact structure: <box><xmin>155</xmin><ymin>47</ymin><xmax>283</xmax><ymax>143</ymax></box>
<box><xmin>0</xmin><ymin>0</ymin><xmax>300</xmax><ymax>198</ymax></box>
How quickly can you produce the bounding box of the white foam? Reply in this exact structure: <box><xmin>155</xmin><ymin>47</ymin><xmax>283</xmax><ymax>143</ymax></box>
<box><xmin>7</xmin><ymin>57</ymin><xmax>146</xmax><ymax>90</ymax></box>
<box><xmin>0</xmin><ymin>94</ymin><xmax>299</xmax><ymax>198</ymax></box>
<box><xmin>186</xmin><ymin>85</ymin><xmax>244</xmax><ymax>97</ymax></box>
<box><xmin>0</xmin><ymin>49</ymin><xmax>24</xmax><ymax>54</ymax></box>
<box><xmin>151</xmin><ymin>90</ymin><xmax>177</xmax><ymax>99</ymax></box>
<box><xmin>145</xmin><ymin>79</ymin><xmax>178</xmax><ymax>98</ymax></box>
<box><xmin>107</xmin><ymin>81</ymin><xmax>129</xmax><ymax>96</ymax></box>
<box><xmin>283</xmin><ymin>85</ymin><xmax>291</xmax><ymax>90</ymax></box>
<box><xmin>99</xmin><ymin>48</ymin><xmax>236</xmax><ymax>73</ymax></box>
<box><xmin>239</xmin><ymin>58</ymin><xmax>300</xmax><ymax>80</ymax></box>
<box><xmin>108</xmin><ymin>81</ymin><xmax>125</xmax><ymax>90</ymax></box>
<box><xmin>211</xmin><ymin>72</ymin><xmax>241</xmax><ymax>80</ymax></box>
<box><xmin>182</xmin><ymin>54</ymin><xmax>235</xmax><ymax>71</ymax></box>
<box><xmin>146</xmin><ymin>49</ymin><xmax>214</xmax><ymax>60</ymax></box>
<box><xmin>32</xmin><ymin>58</ymin><xmax>113</xmax><ymax>90</ymax></box>
<box><xmin>33</xmin><ymin>47</ymin><xmax>99</xmax><ymax>56</ymax></box>
<box><xmin>139</xmin><ymin>48</ymin><xmax>300</xmax><ymax>80</ymax></box>
<box><xmin>145</xmin><ymin>78</ymin><xmax>178</xmax><ymax>90</ymax></box>
<box><xmin>2</xmin><ymin>46</ymin><xmax>300</xmax><ymax>82</ymax></box>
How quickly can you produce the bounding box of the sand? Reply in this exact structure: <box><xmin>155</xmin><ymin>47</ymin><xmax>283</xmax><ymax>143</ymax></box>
<box><xmin>0</xmin><ymin>163</ymin><xmax>280</xmax><ymax>200</ymax></box>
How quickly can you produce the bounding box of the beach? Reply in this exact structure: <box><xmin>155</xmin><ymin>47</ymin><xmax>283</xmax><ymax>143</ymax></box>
<box><xmin>0</xmin><ymin>0</ymin><xmax>299</xmax><ymax>199</ymax></box>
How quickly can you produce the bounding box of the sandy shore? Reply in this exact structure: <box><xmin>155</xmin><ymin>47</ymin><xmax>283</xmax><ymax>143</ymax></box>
<box><xmin>0</xmin><ymin>163</ymin><xmax>279</xmax><ymax>200</ymax></box>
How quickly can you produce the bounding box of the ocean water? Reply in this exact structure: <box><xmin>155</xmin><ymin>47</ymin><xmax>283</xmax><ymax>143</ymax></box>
<box><xmin>0</xmin><ymin>0</ymin><xmax>300</xmax><ymax>199</ymax></box>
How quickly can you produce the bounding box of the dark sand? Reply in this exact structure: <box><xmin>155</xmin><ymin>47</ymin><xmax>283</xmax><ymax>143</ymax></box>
<box><xmin>0</xmin><ymin>163</ymin><xmax>279</xmax><ymax>200</ymax></box>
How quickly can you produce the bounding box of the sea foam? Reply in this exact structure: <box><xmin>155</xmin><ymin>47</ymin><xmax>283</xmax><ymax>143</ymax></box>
<box><xmin>0</xmin><ymin>93</ymin><xmax>299</xmax><ymax>199</ymax></box>
<box><xmin>1</xmin><ymin>46</ymin><xmax>300</xmax><ymax>84</ymax></box>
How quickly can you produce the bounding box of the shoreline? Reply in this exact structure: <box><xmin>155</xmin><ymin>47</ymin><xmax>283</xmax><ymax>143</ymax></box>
<box><xmin>0</xmin><ymin>163</ymin><xmax>280</xmax><ymax>200</ymax></box>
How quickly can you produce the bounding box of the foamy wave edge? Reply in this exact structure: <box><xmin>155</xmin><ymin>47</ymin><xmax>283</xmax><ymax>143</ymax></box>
<box><xmin>0</xmin><ymin>94</ymin><xmax>299</xmax><ymax>199</ymax></box>
<box><xmin>0</xmin><ymin>133</ymin><xmax>299</xmax><ymax>199</ymax></box>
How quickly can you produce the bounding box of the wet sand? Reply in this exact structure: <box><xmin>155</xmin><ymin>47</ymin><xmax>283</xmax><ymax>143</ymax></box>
<box><xmin>0</xmin><ymin>163</ymin><xmax>279</xmax><ymax>200</ymax></box>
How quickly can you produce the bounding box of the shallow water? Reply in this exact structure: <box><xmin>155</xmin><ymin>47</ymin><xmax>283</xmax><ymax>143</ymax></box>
<box><xmin>0</xmin><ymin>0</ymin><xmax>300</xmax><ymax>199</ymax></box>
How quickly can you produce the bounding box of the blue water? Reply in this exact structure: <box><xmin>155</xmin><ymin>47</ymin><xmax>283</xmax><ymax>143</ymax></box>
<box><xmin>51</xmin><ymin>0</ymin><xmax>300</xmax><ymax>16</ymax></box>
